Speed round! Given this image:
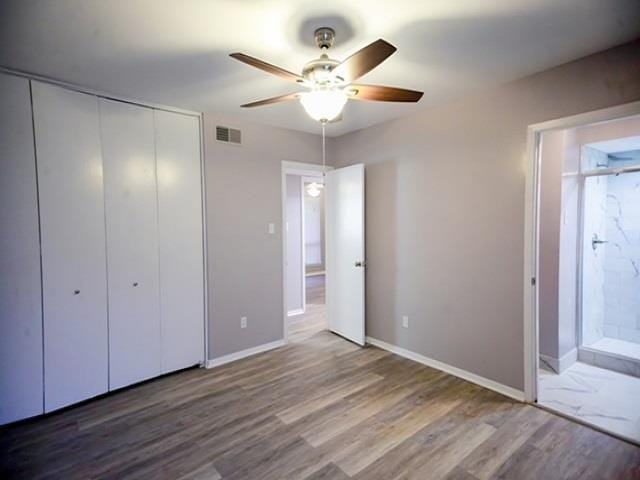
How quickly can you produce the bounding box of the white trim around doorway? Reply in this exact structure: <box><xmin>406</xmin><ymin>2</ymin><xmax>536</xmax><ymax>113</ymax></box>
<box><xmin>523</xmin><ymin>100</ymin><xmax>640</xmax><ymax>403</ymax></box>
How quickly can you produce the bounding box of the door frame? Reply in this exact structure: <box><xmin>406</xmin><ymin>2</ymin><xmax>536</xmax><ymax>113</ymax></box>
<box><xmin>523</xmin><ymin>100</ymin><xmax>640</xmax><ymax>403</ymax></box>
<box><xmin>281</xmin><ymin>161</ymin><xmax>332</xmax><ymax>341</ymax></box>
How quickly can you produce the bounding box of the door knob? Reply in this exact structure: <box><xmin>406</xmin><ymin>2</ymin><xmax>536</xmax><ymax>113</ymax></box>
<box><xmin>73</xmin><ymin>289</ymin><xmax>80</xmax><ymax>295</ymax></box>
<box><xmin>133</xmin><ymin>282</ymin><xmax>139</xmax><ymax>287</ymax></box>
<box><xmin>355</xmin><ymin>261</ymin><xmax>366</xmax><ymax>267</ymax></box>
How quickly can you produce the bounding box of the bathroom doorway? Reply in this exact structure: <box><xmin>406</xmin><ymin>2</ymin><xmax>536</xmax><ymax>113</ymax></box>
<box><xmin>530</xmin><ymin>109</ymin><xmax>640</xmax><ymax>445</ymax></box>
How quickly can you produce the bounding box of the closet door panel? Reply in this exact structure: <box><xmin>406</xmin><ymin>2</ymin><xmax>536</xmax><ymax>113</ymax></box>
<box><xmin>100</xmin><ymin>99</ymin><xmax>161</xmax><ymax>390</ymax></box>
<box><xmin>0</xmin><ymin>73</ymin><xmax>44</xmax><ymax>423</ymax></box>
<box><xmin>154</xmin><ymin>110</ymin><xmax>204</xmax><ymax>373</ymax></box>
<box><xmin>32</xmin><ymin>81</ymin><xmax>109</xmax><ymax>412</ymax></box>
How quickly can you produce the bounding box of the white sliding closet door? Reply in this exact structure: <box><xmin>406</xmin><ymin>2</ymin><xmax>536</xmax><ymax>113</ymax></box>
<box><xmin>100</xmin><ymin>99</ymin><xmax>162</xmax><ymax>390</ymax></box>
<box><xmin>0</xmin><ymin>73</ymin><xmax>44</xmax><ymax>423</ymax></box>
<box><xmin>32</xmin><ymin>81</ymin><xmax>109</xmax><ymax>412</ymax></box>
<box><xmin>154</xmin><ymin>110</ymin><xmax>204</xmax><ymax>373</ymax></box>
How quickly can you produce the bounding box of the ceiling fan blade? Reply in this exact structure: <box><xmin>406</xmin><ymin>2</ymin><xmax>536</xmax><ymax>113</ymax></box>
<box><xmin>331</xmin><ymin>39</ymin><xmax>397</xmax><ymax>83</ymax></box>
<box><xmin>241</xmin><ymin>92</ymin><xmax>300</xmax><ymax>108</ymax></box>
<box><xmin>347</xmin><ymin>84</ymin><xmax>423</xmax><ymax>102</ymax></box>
<box><xmin>230</xmin><ymin>53</ymin><xmax>305</xmax><ymax>84</ymax></box>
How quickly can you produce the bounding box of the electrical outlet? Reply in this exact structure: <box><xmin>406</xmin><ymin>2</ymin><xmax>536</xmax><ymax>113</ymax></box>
<box><xmin>402</xmin><ymin>315</ymin><xmax>409</xmax><ymax>328</ymax></box>
<box><xmin>240</xmin><ymin>316</ymin><xmax>247</xmax><ymax>329</ymax></box>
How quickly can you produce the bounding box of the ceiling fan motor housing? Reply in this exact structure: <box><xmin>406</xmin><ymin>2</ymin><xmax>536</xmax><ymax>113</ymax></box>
<box><xmin>302</xmin><ymin>55</ymin><xmax>341</xmax><ymax>85</ymax></box>
<box><xmin>303</xmin><ymin>27</ymin><xmax>343</xmax><ymax>85</ymax></box>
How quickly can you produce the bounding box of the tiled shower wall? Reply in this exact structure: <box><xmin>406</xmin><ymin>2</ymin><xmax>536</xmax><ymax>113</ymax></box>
<box><xmin>581</xmin><ymin>149</ymin><xmax>608</xmax><ymax>346</ymax></box>
<box><xmin>603</xmin><ymin>170</ymin><xmax>640</xmax><ymax>344</ymax></box>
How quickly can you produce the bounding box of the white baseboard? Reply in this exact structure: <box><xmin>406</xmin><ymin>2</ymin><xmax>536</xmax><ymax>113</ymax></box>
<box><xmin>540</xmin><ymin>348</ymin><xmax>577</xmax><ymax>374</ymax></box>
<box><xmin>205</xmin><ymin>339</ymin><xmax>287</xmax><ymax>369</ymax></box>
<box><xmin>287</xmin><ymin>308</ymin><xmax>305</xmax><ymax>317</ymax></box>
<box><xmin>366</xmin><ymin>336</ymin><xmax>525</xmax><ymax>402</ymax></box>
<box><xmin>558</xmin><ymin>348</ymin><xmax>578</xmax><ymax>372</ymax></box>
<box><xmin>539</xmin><ymin>355</ymin><xmax>558</xmax><ymax>373</ymax></box>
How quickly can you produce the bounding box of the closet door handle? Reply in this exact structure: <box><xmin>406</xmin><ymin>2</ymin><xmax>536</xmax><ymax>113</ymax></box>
<box><xmin>73</xmin><ymin>289</ymin><xmax>80</xmax><ymax>295</ymax></box>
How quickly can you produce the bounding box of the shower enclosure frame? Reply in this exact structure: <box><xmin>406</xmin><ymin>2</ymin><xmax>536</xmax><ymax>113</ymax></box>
<box><xmin>577</xmin><ymin>162</ymin><xmax>640</xmax><ymax>355</ymax></box>
<box><xmin>523</xmin><ymin>100</ymin><xmax>640</xmax><ymax>405</ymax></box>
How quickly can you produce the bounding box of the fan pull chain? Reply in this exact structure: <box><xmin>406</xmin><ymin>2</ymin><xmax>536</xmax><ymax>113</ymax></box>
<box><xmin>322</xmin><ymin>121</ymin><xmax>326</xmax><ymax>178</ymax></box>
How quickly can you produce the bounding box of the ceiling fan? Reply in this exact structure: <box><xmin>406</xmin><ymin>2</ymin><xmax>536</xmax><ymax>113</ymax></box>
<box><xmin>230</xmin><ymin>27</ymin><xmax>424</xmax><ymax>123</ymax></box>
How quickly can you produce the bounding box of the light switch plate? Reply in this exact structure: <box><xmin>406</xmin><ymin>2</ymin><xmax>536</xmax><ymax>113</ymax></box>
<box><xmin>402</xmin><ymin>315</ymin><xmax>409</xmax><ymax>328</ymax></box>
<box><xmin>268</xmin><ymin>222</ymin><xmax>275</xmax><ymax>234</ymax></box>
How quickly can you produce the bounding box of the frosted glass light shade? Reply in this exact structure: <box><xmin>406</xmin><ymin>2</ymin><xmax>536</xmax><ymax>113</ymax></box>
<box><xmin>300</xmin><ymin>89</ymin><xmax>347</xmax><ymax>122</ymax></box>
<box><xmin>306</xmin><ymin>182</ymin><xmax>323</xmax><ymax>197</ymax></box>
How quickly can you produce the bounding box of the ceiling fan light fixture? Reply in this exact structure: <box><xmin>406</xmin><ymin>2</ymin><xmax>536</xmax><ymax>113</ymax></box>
<box><xmin>299</xmin><ymin>88</ymin><xmax>347</xmax><ymax>122</ymax></box>
<box><xmin>230</xmin><ymin>30</ymin><xmax>423</xmax><ymax>120</ymax></box>
<box><xmin>306</xmin><ymin>182</ymin><xmax>323</xmax><ymax>197</ymax></box>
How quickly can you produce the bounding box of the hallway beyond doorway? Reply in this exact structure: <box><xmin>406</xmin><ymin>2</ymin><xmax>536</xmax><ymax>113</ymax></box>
<box><xmin>289</xmin><ymin>274</ymin><xmax>327</xmax><ymax>342</ymax></box>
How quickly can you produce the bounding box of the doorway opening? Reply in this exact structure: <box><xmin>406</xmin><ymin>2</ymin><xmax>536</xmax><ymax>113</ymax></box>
<box><xmin>283</xmin><ymin>162</ymin><xmax>329</xmax><ymax>343</ymax></box>
<box><xmin>281</xmin><ymin>160</ymin><xmax>366</xmax><ymax>346</ymax></box>
<box><xmin>528</xmin><ymin>107</ymin><xmax>640</xmax><ymax>445</ymax></box>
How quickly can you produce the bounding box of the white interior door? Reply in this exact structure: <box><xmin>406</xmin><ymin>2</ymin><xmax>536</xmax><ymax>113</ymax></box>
<box><xmin>326</xmin><ymin>164</ymin><xmax>365</xmax><ymax>345</ymax></box>
<box><xmin>100</xmin><ymin>98</ymin><xmax>162</xmax><ymax>390</ymax></box>
<box><xmin>0</xmin><ymin>73</ymin><xmax>44</xmax><ymax>423</ymax></box>
<box><xmin>32</xmin><ymin>81</ymin><xmax>109</xmax><ymax>412</ymax></box>
<box><xmin>154</xmin><ymin>110</ymin><xmax>205</xmax><ymax>373</ymax></box>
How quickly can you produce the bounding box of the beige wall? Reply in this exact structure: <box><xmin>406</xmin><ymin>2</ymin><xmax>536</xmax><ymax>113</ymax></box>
<box><xmin>203</xmin><ymin>113</ymin><xmax>328</xmax><ymax>359</ymax></box>
<box><xmin>538</xmin><ymin>129</ymin><xmax>565</xmax><ymax>360</ymax></box>
<box><xmin>557</xmin><ymin>130</ymin><xmax>581</xmax><ymax>360</ymax></box>
<box><xmin>331</xmin><ymin>39</ymin><xmax>640</xmax><ymax>390</ymax></box>
<box><xmin>538</xmin><ymin>127</ymin><xmax>582</xmax><ymax>365</ymax></box>
<box><xmin>304</xmin><ymin>187</ymin><xmax>326</xmax><ymax>274</ymax></box>
<box><xmin>286</xmin><ymin>174</ymin><xmax>304</xmax><ymax>313</ymax></box>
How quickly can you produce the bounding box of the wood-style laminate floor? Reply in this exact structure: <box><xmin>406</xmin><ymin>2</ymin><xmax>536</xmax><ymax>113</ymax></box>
<box><xmin>288</xmin><ymin>274</ymin><xmax>327</xmax><ymax>343</ymax></box>
<box><xmin>2</xmin><ymin>278</ymin><xmax>639</xmax><ymax>479</ymax></box>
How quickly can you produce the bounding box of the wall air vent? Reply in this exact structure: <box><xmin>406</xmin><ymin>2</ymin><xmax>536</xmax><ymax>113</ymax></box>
<box><xmin>229</xmin><ymin>128</ymin><xmax>241</xmax><ymax>144</ymax></box>
<box><xmin>216</xmin><ymin>126</ymin><xmax>242</xmax><ymax>145</ymax></box>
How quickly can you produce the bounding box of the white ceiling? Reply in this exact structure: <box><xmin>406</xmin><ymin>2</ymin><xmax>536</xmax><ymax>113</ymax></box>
<box><xmin>1</xmin><ymin>0</ymin><xmax>639</xmax><ymax>136</ymax></box>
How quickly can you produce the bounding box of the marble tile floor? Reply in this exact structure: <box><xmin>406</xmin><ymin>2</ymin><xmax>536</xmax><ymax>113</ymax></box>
<box><xmin>538</xmin><ymin>361</ymin><xmax>640</xmax><ymax>444</ymax></box>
